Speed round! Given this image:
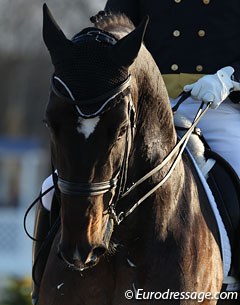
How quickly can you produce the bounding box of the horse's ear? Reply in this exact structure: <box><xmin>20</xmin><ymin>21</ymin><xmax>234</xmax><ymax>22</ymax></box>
<box><xmin>110</xmin><ymin>16</ymin><xmax>149</xmax><ymax>67</ymax></box>
<box><xmin>42</xmin><ymin>3</ymin><xmax>72</xmax><ymax>63</ymax></box>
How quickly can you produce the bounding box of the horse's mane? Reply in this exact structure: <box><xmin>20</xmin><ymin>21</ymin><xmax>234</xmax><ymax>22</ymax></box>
<box><xmin>90</xmin><ymin>11</ymin><xmax>135</xmax><ymax>35</ymax></box>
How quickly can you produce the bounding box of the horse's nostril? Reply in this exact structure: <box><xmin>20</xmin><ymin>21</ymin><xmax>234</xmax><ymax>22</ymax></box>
<box><xmin>92</xmin><ymin>246</ymin><xmax>107</xmax><ymax>257</ymax></box>
<box><xmin>58</xmin><ymin>242</ymin><xmax>107</xmax><ymax>270</ymax></box>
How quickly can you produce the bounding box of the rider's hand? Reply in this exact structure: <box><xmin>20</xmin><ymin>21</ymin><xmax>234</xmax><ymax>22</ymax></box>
<box><xmin>184</xmin><ymin>66</ymin><xmax>240</xmax><ymax>109</ymax></box>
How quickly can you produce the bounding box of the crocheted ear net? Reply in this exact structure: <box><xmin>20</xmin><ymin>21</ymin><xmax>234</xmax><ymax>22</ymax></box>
<box><xmin>53</xmin><ymin>28</ymin><xmax>128</xmax><ymax>101</ymax></box>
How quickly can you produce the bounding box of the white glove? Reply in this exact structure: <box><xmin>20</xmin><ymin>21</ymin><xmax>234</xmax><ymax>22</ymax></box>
<box><xmin>184</xmin><ymin>66</ymin><xmax>240</xmax><ymax>109</ymax></box>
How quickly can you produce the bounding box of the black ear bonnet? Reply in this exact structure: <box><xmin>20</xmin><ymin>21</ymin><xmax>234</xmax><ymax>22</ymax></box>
<box><xmin>52</xmin><ymin>28</ymin><xmax>128</xmax><ymax>101</ymax></box>
<box><xmin>43</xmin><ymin>4</ymin><xmax>148</xmax><ymax>102</ymax></box>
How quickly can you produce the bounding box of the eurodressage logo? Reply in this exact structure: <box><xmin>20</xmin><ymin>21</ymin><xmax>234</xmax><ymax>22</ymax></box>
<box><xmin>124</xmin><ymin>288</ymin><xmax>238</xmax><ymax>302</ymax></box>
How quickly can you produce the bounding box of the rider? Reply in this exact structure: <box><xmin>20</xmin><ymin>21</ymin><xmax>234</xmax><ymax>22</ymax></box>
<box><xmin>104</xmin><ymin>0</ymin><xmax>240</xmax><ymax>177</ymax></box>
<box><xmin>31</xmin><ymin>1</ymin><xmax>240</xmax><ymax>304</ymax></box>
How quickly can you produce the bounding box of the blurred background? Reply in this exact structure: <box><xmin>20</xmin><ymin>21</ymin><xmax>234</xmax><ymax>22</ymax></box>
<box><xmin>0</xmin><ymin>0</ymin><xmax>105</xmax><ymax>303</ymax></box>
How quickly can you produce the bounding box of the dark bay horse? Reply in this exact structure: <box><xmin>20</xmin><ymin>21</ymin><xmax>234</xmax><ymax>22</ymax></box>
<box><xmin>38</xmin><ymin>4</ymin><xmax>228</xmax><ymax>305</ymax></box>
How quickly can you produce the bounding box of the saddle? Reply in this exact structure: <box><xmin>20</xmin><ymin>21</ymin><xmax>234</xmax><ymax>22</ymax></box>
<box><xmin>174</xmin><ymin>112</ymin><xmax>240</xmax><ymax>282</ymax></box>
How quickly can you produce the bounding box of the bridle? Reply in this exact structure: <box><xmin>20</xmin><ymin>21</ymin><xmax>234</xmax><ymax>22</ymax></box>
<box><xmin>47</xmin><ymin>29</ymin><xmax>134</xmax><ymax>203</ymax></box>
<box><xmin>23</xmin><ymin>27</ymin><xmax>212</xmax><ymax>279</ymax></box>
<box><xmin>51</xmin><ymin>74</ymin><xmax>132</xmax><ymax>119</ymax></box>
<box><xmin>57</xmin><ymin>176</ymin><xmax>119</xmax><ymax>196</ymax></box>
<box><xmin>24</xmin><ymin>29</ymin><xmax>211</xmax><ymax>247</ymax></box>
<box><xmin>49</xmin><ymin>29</ymin><xmax>211</xmax><ymax>225</ymax></box>
<box><xmin>51</xmin><ymin>72</ymin><xmax>135</xmax><ymax>200</ymax></box>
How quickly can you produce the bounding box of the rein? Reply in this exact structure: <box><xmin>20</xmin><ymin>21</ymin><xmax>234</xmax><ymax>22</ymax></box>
<box><xmin>114</xmin><ymin>98</ymin><xmax>211</xmax><ymax>224</ymax></box>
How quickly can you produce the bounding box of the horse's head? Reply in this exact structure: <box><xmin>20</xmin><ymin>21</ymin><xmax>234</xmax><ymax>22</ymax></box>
<box><xmin>43</xmin><ymin>4</ymin><xmax>148</xmax><ymax>271</ymax></box>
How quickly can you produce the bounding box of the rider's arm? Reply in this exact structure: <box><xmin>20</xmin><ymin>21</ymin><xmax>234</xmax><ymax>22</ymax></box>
<box><xmin>105</xmin><ymin>0</ymin><xmax>141</xmax><ymax>26</ymax></box>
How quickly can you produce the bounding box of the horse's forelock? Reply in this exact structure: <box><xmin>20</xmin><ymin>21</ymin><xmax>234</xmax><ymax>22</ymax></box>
<box><xmin>91</xmin><ymin>12</ymin><xmax>135</xmax><ymax>36</ymax></box>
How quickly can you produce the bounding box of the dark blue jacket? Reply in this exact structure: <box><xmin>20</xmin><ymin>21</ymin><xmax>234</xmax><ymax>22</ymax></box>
<box><xmin>105</xmin><ymin>0</ymin><xmax>240</xmax><ymax>84</ymax></box>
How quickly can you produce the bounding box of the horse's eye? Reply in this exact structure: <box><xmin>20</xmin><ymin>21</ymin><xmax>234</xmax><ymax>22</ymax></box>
<box><xmin>117</xmin><ymin>125</ymin><xmax>128</xmax><ymax>140</ymax></box>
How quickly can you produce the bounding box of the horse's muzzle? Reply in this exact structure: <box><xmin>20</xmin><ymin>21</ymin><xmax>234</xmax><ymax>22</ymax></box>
<box><xmin>58</xmin><ymin>220</ymin><xmax>113</xmax><ymax>271</ymax></box>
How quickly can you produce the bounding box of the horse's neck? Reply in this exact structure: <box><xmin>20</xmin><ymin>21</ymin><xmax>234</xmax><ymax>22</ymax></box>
<box><xmin>130</xmin><ymin>48</ymin><xmax>178</xmax><ymax>176</ymax></box>
<box><xmin>128</xmin><ymin>52</ymin><xmax>199</xmax><ymax>240</ymax></box>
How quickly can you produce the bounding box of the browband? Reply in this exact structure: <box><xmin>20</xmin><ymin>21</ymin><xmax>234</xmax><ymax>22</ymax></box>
<box><xmin>72</xmin><ymin>30</ymin><xmax>118</xmax><ymax>46</ymax></box>
<box><xmin>51</xmin><ymin>74</ymin><xmax>131</xmax><ymax>107</ymax></box>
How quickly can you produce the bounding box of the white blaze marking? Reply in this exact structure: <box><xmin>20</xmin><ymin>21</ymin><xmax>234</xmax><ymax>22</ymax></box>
<box><xmin>77</xmin><ymin>116</ymin><xmax>100</xmax><ymax>139</ymax></box>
